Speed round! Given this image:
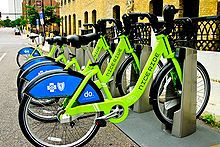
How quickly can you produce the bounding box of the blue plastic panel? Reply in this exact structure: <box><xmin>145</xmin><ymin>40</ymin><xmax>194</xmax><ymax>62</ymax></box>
<box><xmin>25</xmin><ymin>65</ymin><xmax>64</xmax><ymax>81</ymax></box>
<box><xmin>22</xmin><ymin>58</ymin><xmax>51</xmax><ymax>70</ymax></box>
<box><xmin>18</xmin><ymin>47</ymin><xmax>40</xmax><ymax>56</ymax></box>
<box><xmin>78</xmin><ymin>84</ymin><xmax>101</xmax><ymax>104</ymax></box>
<box><xmin>28</xmin><ymin>75</ymin><xmax>82</xmax><ymax>99</ymax></box>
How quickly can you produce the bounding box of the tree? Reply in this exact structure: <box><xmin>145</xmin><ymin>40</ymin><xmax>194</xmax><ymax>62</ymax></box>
<box><xmin>44</xmin><ymin>6</ymin><xmax>61</xmax><ymax>26</ymax></box>
<box><xmin>25</xmin><ymin>5</ymin><xmax>60</xmax><ymax>28</ymax></box>
<box><xmin>26</xmin><ymin>5</ymin><xmax>39</xmax><ymax>27</ymax></box>
<box><xmin>3</xmin><ymin>18</ymin><xmax>11</xmax><ymax>27</ymax></box>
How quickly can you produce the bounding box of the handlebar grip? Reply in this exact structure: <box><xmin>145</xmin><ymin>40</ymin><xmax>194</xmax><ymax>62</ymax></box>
<box><xmin>163</xmin><ymin>5</ymin><xmax>179</xmax><ymax>23</ymax></box>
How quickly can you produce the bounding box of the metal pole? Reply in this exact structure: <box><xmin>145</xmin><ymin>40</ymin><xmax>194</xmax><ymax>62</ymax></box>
<box><xmin>42</xmin><ymin>0</ymin><xmax>46</xmax><ymax>45</ymax></box>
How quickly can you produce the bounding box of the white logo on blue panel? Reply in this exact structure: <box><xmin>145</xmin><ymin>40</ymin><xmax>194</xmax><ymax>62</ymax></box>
<box><xmin>24</xmin><ymin>50</ymin><xmax>29</xmax><ymax>53</ymax></box>
<box><xmin>38</xmin><ymin>70</ymin><xmax>44</xmax><ymax>75</ymax></box>
<box><xmin>47</xmin><ymin>83</ymin><xmax>57</xmax><ymax>92</ymax></box>
<box><xmin>84</xmin><ymin>91</ymin><xmax>93</xmax><ymax>98</ymax></box>
<box><xmin>57</xmin><ymin>82</ymin><xmax>65</xmax><ymax>91</ymax></box>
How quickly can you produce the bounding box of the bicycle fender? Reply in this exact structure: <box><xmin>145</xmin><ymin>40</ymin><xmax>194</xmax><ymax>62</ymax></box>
<box><xmin>18</xmin><ymin>47</ymin><xmax>40</xmax><ymax>56</ymax></box>
<box><xmin>23</xmin><ymin>70</ymin><xmax>104</xmax><ymax>104</ymax></box>
<box><xmin>20</xmin><ymin>56</ymin><xmax>55</xmax><ymax>71</ymax></box>
<box><xmin>21</xmin><ymin>62</ymin><xmax>65</xmax><ymax>81</ymax></box>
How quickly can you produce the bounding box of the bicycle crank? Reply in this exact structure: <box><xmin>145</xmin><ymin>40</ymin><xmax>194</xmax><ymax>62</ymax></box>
<box><xmin>96</xmin><ymin>104</ymin><xmax>129</xmax><ymax>124</ymax></box>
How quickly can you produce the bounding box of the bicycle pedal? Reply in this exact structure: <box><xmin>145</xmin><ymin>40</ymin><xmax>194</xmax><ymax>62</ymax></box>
<box><xmin>95</xmin><ymin>119</ymin><xmax>106</xmax><ymax>127</ymax></box>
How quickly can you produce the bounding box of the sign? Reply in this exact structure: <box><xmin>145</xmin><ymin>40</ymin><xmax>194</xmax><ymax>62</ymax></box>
<box><xmin>39</xmin><ymin>11</ymin><xmax>44</xmax><ymax>25</ymax></box>
<box><xmin>36</xmin><ymin>19</ymin><xmax>39</xmax><ymax>30</ymax></box>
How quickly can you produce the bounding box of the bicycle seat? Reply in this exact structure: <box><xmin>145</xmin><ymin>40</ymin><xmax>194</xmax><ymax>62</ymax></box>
<box><xmin>29</xmin><ymin>34</ymin><xmax>39</xmax><ymax>40</ymax></box>
<box><xmin>67</xmin><ymin>33</ymin><xmax>99</xmax><ymax>48</ymax></box>
<box><xmin>53</xmin><ymin>36</ymin><xmax>69</xmax><ymax>46</ymax></box>
<box><xmin>45</xmin><ymin>37</ymin><xmax>54</xmax><ymax>45</ymax></box>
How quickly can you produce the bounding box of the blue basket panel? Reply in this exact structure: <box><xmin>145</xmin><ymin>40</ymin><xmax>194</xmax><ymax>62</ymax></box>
<box><xmin>28</xmin><ymin>75</ymin><xmax>82</xmax><ymax>99</ymax></box>
<box><xmin>25</xmin><ymin>65</ymin><xmax>64</xmax><ymax>81</ymax></box>
<box><xmin>78</xmin><ymin>84</ymin><xmax>101</xmax><ymax>104</ymax></box>
<box><xmin>22</xmin><ymin>58</ymin><xmax>51</xmax><ymax>70</ymax></box>
<box><xmin>19</xmin><ymin>47</ymin><xmax>40</xmax><ymax>56</ymax></box>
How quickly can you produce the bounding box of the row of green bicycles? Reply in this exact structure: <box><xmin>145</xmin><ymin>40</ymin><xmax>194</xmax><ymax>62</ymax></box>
<box><xmin>16</xmin><ymin>5</ymin><xmax>210</xmax><ymax>146</ymax></box>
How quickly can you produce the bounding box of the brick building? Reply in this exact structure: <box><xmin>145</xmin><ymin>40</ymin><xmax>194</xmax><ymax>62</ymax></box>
<box><xmin>59</xmin><ymin>0</ymin><xmax>218</xmax><ymax>35</ymax></box>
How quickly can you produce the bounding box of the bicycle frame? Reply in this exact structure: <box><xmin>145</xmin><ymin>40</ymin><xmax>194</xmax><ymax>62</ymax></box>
<box><xmin>60</xmin><ymin>34</ymin><xmax>183</xmax><ymax>124</ymax></box>
<box><xmin>62</xmin><ymin>35</ymin><xmax>112</xmax><ymax>73</ymax></box>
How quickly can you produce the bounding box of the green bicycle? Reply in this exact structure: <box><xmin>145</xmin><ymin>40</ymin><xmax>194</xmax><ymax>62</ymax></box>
<box><xmin>16</xmin><ymin>34</ymin><xmax>59</xmax><ymax>67</ymax></box>
<box><xmin>18</xmin><ymin>5</ymin><xmax>210</xmax><ymax>146</ymax></box>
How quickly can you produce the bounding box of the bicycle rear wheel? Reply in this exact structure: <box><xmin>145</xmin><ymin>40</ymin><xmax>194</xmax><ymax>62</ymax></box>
<box><xmin>19</xmin><ymin>95</ymin><xmax>101</xmax><ymax>147</ymax></box>
<box><xmin>150</xmin><ymin>61</ymin><xmax>210</xmax><ymax>126</ymax></box>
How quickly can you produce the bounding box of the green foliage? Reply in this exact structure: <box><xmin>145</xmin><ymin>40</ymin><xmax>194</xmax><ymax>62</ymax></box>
<box><xmin>200</xmin><ymin>114</ymin><xmax>220</xmax><ymax>129</ymax></box>
<box><xmin>25</xmin><ymin>5</ymin><xmax>60</xmax><ymax>27</ymax></box>
<box><xmin>0</xmin><ymin>15</ymin><xmax>27</xmax><ymax>28</ymax></box>
<box><xmin>26</xmin><ymin>5</ymin><xmax>39</xmax><ymax>26</ymax></box>
<box><xmin>44</xmin><ymin>6</ymin><xmax>61</xmax><ymax>26</ymax></box>
<box><xmin>200</xmin><ymin>114</ymin><xmax>216</xmax><ymax>126</ymax></box>
<box><xmin>216</xmin><ymin>121</ymin><xmax>220</xmax><ymax>128</ymax></box>
<box><xmin>3</xmin><ymin>18</ymin><xmax>12</xmax><ymax>27</ymax></box>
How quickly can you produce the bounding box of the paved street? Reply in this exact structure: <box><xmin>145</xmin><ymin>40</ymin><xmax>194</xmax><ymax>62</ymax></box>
<box><xmin>0</xmin><ymin>28</ymin><xmax>138</xmax><ymax>146</ymax></box>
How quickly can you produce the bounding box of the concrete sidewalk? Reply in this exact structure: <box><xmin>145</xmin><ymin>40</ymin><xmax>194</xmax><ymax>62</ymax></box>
<box><xmin>117</xmin><ymin>111</ymin><xmax>220</xmax><ymax>147</ymax></box>
<box><xmin>204</xmin><ymin>81</ymin><xmax>220</xmax><ymax>121</ymax></box>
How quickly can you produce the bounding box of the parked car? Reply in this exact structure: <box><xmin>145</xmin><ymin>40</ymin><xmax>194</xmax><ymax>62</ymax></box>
<box><xmin>14</xmin><ymin>28</ymin><xmax>21</xmax><ymax>35</ymax></box>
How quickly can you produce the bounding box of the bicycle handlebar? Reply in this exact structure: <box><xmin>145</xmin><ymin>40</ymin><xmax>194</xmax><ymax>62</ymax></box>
<box><xmin>123</xmin><ymin>5</ymin><xmax>179</xmax><ymax>35</ymax></box>
<box><xmin>97</xmin><ymin>18</ymin><xmax>123</xmax><ymax>35</ymax></box>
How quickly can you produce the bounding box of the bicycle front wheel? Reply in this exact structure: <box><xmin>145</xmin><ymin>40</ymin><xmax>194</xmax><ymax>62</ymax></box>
<box><xmin>150</xmin><ymin>61</ymin><xmax>210</xmax><ymax>126</ymax></box>
<box><xmin>116</xmin><ymin>56</ymin><xmax>163</xmax><ymax>96</ymax></box>
<box><xmin>19</xmin><ymin>95</ymin><xmax>101</xmax><ymax>147</ymax></box>
<box><xmin>98</xmin><ymin>51</ymin><xmax>111</xmax><ymax>74</ymax></box>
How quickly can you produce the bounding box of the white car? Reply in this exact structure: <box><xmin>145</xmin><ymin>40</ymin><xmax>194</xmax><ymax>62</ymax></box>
<box><xmin>14</xmin><ymin>28</ymin><xmax>21</xmax><ymax>35</ymax></box>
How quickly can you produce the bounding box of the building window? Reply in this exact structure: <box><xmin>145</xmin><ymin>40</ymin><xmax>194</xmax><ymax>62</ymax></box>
<box><xmin>61</xmin><ymin>16</ymin><xmax>64</xmax><ymax>35</ymax></box>
<box><xmin>149</xmin><ymin>0</ymin><xmax>163</xmax><ymax>16</ymax></box>
<box><xmin>73</xmin><ymin>14</ymin><xmax>76</xmax><ymax>34</ymax></box>
<box><xmin>92</xmin><ymin>10</ymin><xmax>97</xmax><ymax>24</ymax></box>
<box><xmin>78</xmin><ymin>20</ymin><xmax>82</xmax><ymax>28</ymax></box>
<box><xmin>61</xmin><ymin>0</ymin><xmax>63</xmax><ymax>6</ymax></box>
<box><xmin>84</xmin><ymin>11</ymin><xmax>88</xmax><ymax>29</ymax></box>
<box><xmin>65</xmin><ymin>15</ymin><xmax>67</xmax><ymax>35</ymax></box>
<box><xmin>69</xmin><ymin>15</ymin><xmax>71</xmax><ymax>35</ymax></box>
<box><xmin>113</xmin><ymin>5</ymin><xmax>120</xmax><ymax>20</ymax></box>
<box><xmin>64</xmin><ymin>0</ymin><xmax>66</xmax><ymax>5</ymax></box>
<box><xmin>68</xmin><ymin>0</ymin><xmax>71</xmax><ymax>3</ymax></box>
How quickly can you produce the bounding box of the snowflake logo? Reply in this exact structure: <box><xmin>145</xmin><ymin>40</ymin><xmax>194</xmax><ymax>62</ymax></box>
<box><xmin>47</xmin><ymin>83</ymin><xmax>57</xmax><ymax>92</ymax></box>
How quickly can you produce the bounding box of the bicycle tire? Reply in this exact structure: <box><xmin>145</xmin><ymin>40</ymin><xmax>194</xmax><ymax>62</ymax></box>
<box><xmin>19</xmin><ymin>94</ymin><xmax>101</xmax><ymax>147</ymax></box>
<box><xmin>16</xmin><ymin>48</ymin><xmax>40</xmax><ymax>67</ymax></box>
<box><xmin>150</xmin><ymin>61</ymin><xmax>210</xmax><ymax>126</ymax></box>
<box><xmin>116</xmin><ymin>56</ymin><xmax>163</xmax><ymax>96</ymax></box>
<box><xmin>98</xmin><ymin>51</ymin><xmax>111</xmax><ymax>74</ymax></box>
